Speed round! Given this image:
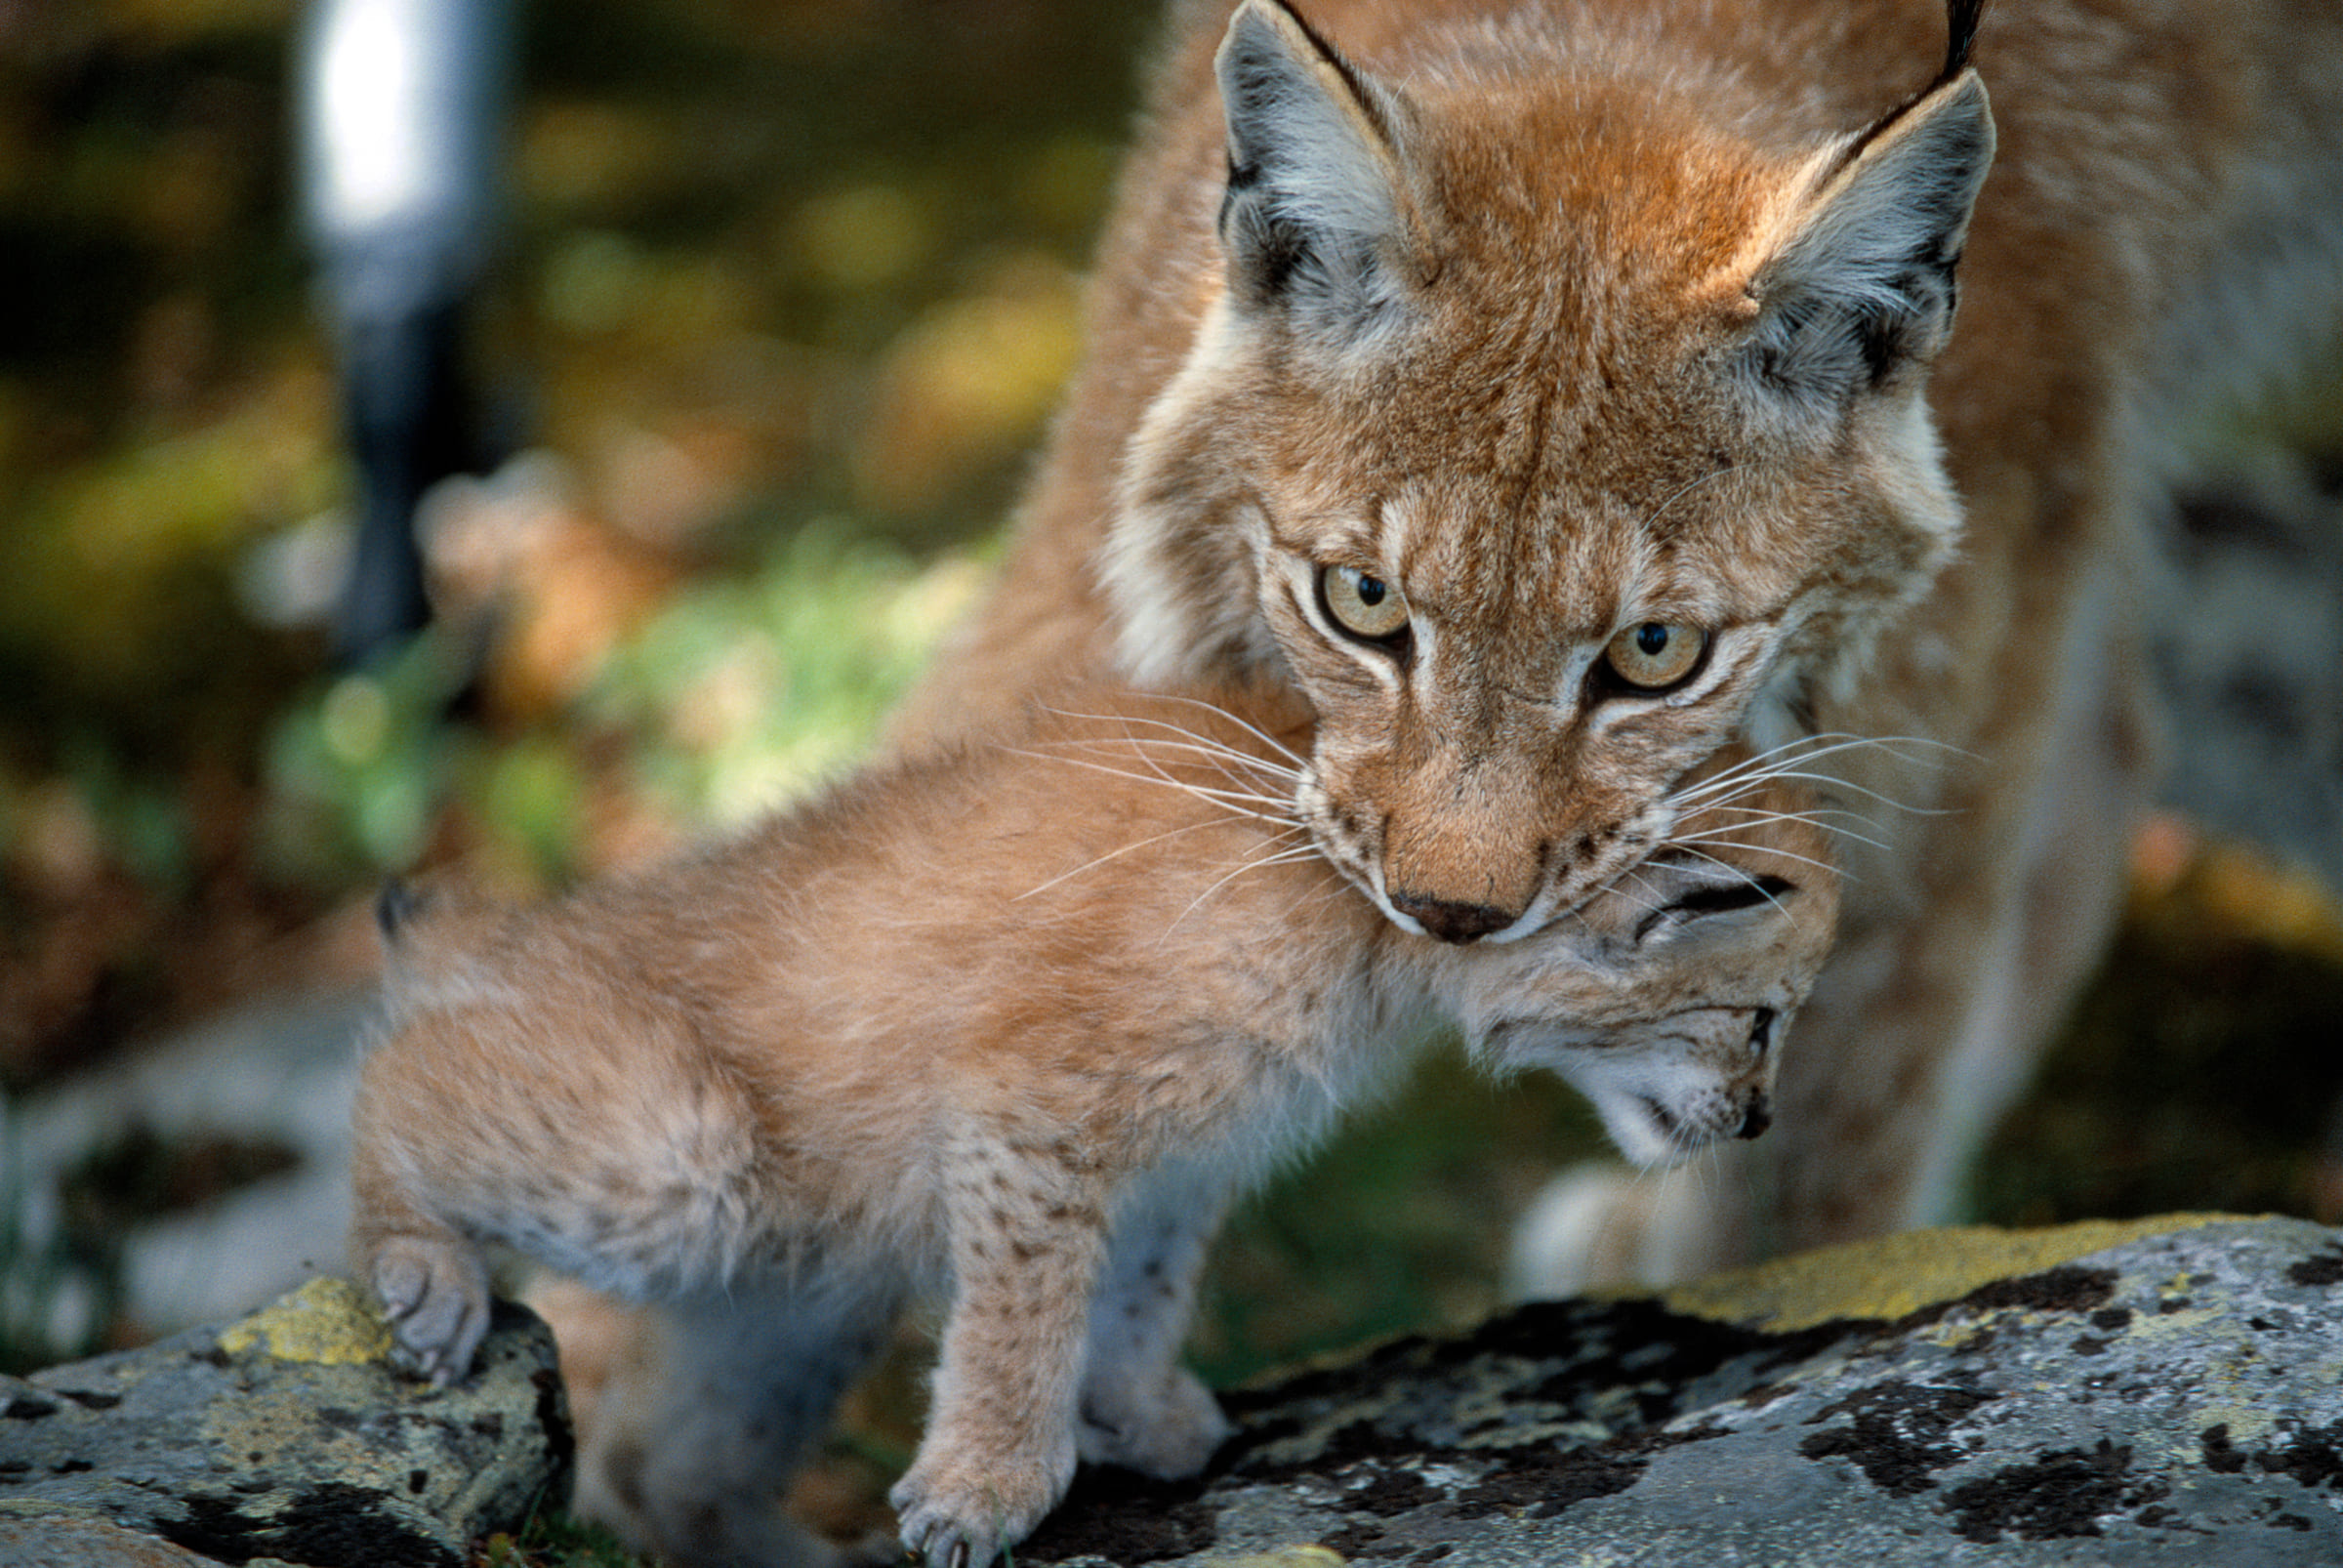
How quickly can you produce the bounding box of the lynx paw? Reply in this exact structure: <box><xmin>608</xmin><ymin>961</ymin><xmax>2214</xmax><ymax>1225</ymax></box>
<box><xmin>367</xmin><ymin>1234</ymin><xmax>490</xmax><ymax>1386</ymax></box>
<box><xmin>1079</xmin><ymin>1368</ymin><xmax>1229</xmax><ymax>1478</ymax></box>
<box><xmin>888</xmin><ymin>1435</ymin><xmax>1074</xmax><ymax>1568</ymax></box>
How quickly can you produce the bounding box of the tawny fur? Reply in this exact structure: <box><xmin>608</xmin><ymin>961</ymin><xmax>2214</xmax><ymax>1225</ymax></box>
<box><xmin>349</xmin><ymin>682</ymin><xmax>1836</xmax><ymax>1568</ymax></box>
<box><xmin>886</xmin><ymin>0</ymin><xmax>2343</xmax><ymax>1270</ymax></box>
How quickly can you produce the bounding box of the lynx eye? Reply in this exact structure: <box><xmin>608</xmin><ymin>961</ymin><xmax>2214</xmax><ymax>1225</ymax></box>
<box><xmin>1318</xmin><ymin>563</ymin><xmax>1411</xmax><ymax>643</ymax></box>
<box><xmin>1602</xmin><ymin>622</ymin><xmax>1708</xmax><ymax>691</ymax></box>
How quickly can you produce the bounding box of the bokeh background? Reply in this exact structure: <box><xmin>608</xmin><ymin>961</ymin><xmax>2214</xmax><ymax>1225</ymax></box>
<box><xmin>3</xmin><ymin>0</ymin><xmax>2342</xmax><ymax>1559</ymax></box>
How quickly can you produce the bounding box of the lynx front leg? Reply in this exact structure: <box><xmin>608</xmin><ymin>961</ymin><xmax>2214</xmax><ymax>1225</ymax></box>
<box><xmin>1077</xmin><ymin>1165</ymin><xmax>1232</xmax><ymax>1479</ymax></box>
<box><xmin>890</xmin><ymin>1142</ymin><xmax>1110</xmax><ymax>1568</ymax></box>
<box><xmin>1738</xmin><ymin>550</ymin><xmax>2158</xmax><ymax>1257</ymax></box>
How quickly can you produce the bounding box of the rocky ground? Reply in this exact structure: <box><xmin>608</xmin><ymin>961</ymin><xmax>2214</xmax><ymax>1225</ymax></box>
<box><xmin>11</xmin><ymin>1216</ymin><xmax>2343</xmax><ymax>1567</ymax></box>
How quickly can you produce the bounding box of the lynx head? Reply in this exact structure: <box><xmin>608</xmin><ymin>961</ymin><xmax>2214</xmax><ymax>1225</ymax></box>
<box><xmin>1103</xmin><ymin>0</ymin><xmax>1992</xmax><ymax>941</ymax></box>
<box><xmin>1449</xmin><ymin>744</ymin><xmax>1843</xmax><ymax>1166</ymax></box>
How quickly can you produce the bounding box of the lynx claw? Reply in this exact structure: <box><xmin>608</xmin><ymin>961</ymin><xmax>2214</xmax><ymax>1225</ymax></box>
<box><xmin>889</xmin><ymin>1446</ymin><xmax>1068</xmax><ymax>1568</ymax></box>
<box><xmin>891</xmin><ymin>1506</ymin><xmax>988</xmax><ymax>1568</ymax></box>
<box><xmin>890</xmin><ymin>1492</ymin><xmax>998</xmax><ymax>1568</ymax></box>
<box><xmin>367</xmin><ymin>1237</ymin><xmax>489</xmax><ymax>1386</ymax></box>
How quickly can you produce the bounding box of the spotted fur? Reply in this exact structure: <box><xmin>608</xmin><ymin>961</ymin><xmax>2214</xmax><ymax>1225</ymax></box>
<box><xmin>349</xmin><ymin>681</ymin><xmax>1837</xmax><ymax>1568</ymax></box>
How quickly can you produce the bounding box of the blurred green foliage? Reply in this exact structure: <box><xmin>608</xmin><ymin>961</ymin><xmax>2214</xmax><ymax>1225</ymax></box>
<box><xmin>0</xmin><ymin>0</ymin><xmax>1148</xmax><ymax>912</ymax></box>
<box><xmin>582</xmin><ymin>525</ymin><xmax>980</xmax><ymax>834</ymax></box>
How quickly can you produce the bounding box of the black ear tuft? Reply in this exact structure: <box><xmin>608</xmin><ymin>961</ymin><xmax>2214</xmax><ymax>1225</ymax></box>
<box><xmin>375</xmin><ymin>878</ymin><xmax>423</xmax><ymax>942</ymax></box>
<box><xmin>1944</xmin><ymin>0</ymin><xmax>1988</xmax><ymax>80</ymax></box>
<box><xmin>1213</xmin><ymin>0</ymin><xmax>1415</xmax><ymax>337</ymax></box>
<box><xmin>1632</xmin><ymin>873</ymin><xmax>1797</xmax><ymax>942</ymax></box>
<box><xmin>1669</xmin><ymin>874</ymin><xmax>1798</xmax><ymax>922</ymax></box>
<box><xmin>1741</xmin><ymin>69</ymin><xmax>1994</xmax><ymax>407</ymax></box>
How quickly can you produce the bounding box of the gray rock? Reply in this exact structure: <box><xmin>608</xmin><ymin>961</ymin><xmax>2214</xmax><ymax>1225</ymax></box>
<box><xmin>0</xmin><ymin>1513</ymin><xmax>238</xmax><ymax>1567</ymax></box>
<box><xmin>1020</xmin><ymin>1216</ymin><xmax>2343</xmax><ymax>1566</ymax></box>
<box><xmin>4</xmin><ymin>991</ymin><xmax>371</xmax><ymax>1356</ymax></box>
<box><xmin>0</xmin><ymin>1277</ymin><xmax>569</xmax><ymax>1568</ymax></box>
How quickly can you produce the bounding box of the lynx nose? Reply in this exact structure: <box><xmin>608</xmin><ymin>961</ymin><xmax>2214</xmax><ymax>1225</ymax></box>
<box><xmin>1734</xmin><ymin>1093</ymin><xmax>1773</xmax><ymax>1141</ymax></box>
<box><xmin>1389</xmin><ymin>893</ymin><xmax>1515</xmax><ymax>944</ymax></box>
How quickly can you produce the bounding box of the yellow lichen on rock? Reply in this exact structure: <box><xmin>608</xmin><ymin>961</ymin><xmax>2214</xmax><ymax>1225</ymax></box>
<box><xmin>1219</xmin><ymin>1549</ymin><xmax>1349</xmax><ymax>1568</ymax></box>
<box><xmin>1654</xmin><ymin>1215</ymin><xmax>2244</xmax><ymax>1333</ymax></box>
<box><xmin>214</xmin><ymin>1276</ymin><xmax>393</xmax><ymax>1366</ymax></box>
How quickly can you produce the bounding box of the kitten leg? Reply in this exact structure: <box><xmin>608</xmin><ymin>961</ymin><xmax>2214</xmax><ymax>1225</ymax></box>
<box><xmin>890</xmin><ymin>1142</ymin><xmax>1110</xmax><ymax>1568</ymax></box>
<box><xmin>1761</xmin><ymin>571</ymin><xmax>2156</xmax><ymax>1253</ymax></box>
<box><xmin>577</xmin><ymin>1271</ymin><xmax>905</xmax><ymax>1568</ymax></box>
<box><xmin>350</xmin><ymin>1180</ymin><xmax>492</xmax><ymax>1385</ymax></box>
<box><xmin>1077</xmin><ymin>1165</ymin><xmax>1232</xmax><ymax>1478</ymax></box>
<box><xmin>349</xmin><ymin>1077</ymin><xmax>492</xmax><ymax>1384</ymax></box>
<box><xmin>349</xmin><ymin>991</ymin><xmax>770</xmax><ymax>1378</ymax></box>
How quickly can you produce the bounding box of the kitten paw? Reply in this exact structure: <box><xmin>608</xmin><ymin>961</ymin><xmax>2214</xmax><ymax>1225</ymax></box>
<box><xmin>367</xmin><ymin>1234</ymin><xmax>490</xmax><ymax>1386</ymax></box>
<box><xmin>1079</xmin><ymin>1369</ymin><xmax>1229</xmax><ymax>1478</ymax></box>
<box><xmin>1504</xmin><ymin>1162</ymin><xmax>1726</xmax><ymax>1299</ymax></box>
<box><xmin>888</xmin><ymin>1438</ymin><xmax>1074</xmax><ymax>1568</ymax></box>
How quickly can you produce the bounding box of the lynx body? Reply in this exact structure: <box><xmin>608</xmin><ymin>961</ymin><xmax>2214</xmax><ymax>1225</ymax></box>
<box><xmin>892</xmin><ymin>0</ymin><xmax>2343</xmax><ymax>1273</ymax></box>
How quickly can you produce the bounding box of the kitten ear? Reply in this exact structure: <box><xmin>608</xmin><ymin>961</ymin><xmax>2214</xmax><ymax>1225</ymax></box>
<box><xmin>1214</xmin><ymin>0</ymin><xmax>1417</xmax><ymax>338</ymax></box>
<box><xmin>1741</xmin><ymin>69</ymin><xmax>1994</xmax><ymax>405</ymax></box>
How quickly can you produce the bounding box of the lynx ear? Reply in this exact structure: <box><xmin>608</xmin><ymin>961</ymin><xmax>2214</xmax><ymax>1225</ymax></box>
<box><xmin>1742</xmin><ymin>70</ymin><xmax>1994</xmax><ymax>405</ymax></box>
<box><xmin>1214</xmin><ymin>0</ymin><xmax>1416</xmax><ymax>337</ymax></box>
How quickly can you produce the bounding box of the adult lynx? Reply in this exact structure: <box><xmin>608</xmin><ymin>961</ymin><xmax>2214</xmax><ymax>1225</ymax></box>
<box><xmin>894</xmin><ymin>0</ymin><xmax>2343</xmax><ymax>1269</ymax></box>
<box><xmin>350</xmin><ymin>684</ymin><xmax>1836</xmax><ymax>1568</ymax></box>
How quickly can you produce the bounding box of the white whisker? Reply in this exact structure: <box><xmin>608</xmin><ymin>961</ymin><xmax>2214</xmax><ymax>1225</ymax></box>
<box><xmin>1667</xmin><ymin>732</ymin><xmax>1968</xmax><ymax>810</ymax></box>
<box><xmin>1049</xmin><ymin>755</ymin><xmax>1295</xmax><ymax>814</ymax></box>
<box><xmin>1666</xmin><ymin>838</ymin><xmax>1849</xmax><ymax>884</ymax></box>
<box><xmin>1011</xmin><ymin>815</ymin><xmax>1265</xmax><ymax>902</ymax></box>
<box><xmin>1120</xmin><ymin>740</ymin><xmax>1299</xmax><ymax>802</ymax></box>
<box><xmin>1674</xmin><ymin>800</ymin><xmax>1884</xmax><ymax>836</ymax></box>
<box><xmin>1695</xmin><ymin>766</ymin><xmax>1955</xmax><ymax>819</ymax></box>
<box><xmin>1110</xmin><ymin>692</ymin><xmax>1310</xmax><ymax>769</ymax></box>
<box><xmin>1036</xmin><ymin>704</ymin><xmax>1304</xmax><ymax>782</ymax></box>
<box><xmin>1641</xmin><ymin>461</ymin><xmax>1739</xmax><ymax>532</ymax></box>
<box><xmin>1007</xmin><ymin>748</ymin><xmax>1295</xmax><ymax>824</ymax></box>
<box><xmin>1160</xmin><ymin>836</ymin><xmax>1327</xmax><ymax>938</ymax></box>
<box><xmin>1671</xmin><ymin>805</ymin><xmax>1891</xmax><ymax>856</ymax></box>
<box><xmin>1030</xmin><ymin>721</ymin><xmax>1303</xmax><ymax>814</ymax></box>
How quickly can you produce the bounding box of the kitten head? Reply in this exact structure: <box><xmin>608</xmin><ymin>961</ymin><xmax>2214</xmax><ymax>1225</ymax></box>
<box><xmin>1447</xmin><ymin>748</ymin><xmax>1842</xmax><ymax>1166</ymax></box>
<box><xmin>1104</xmin><ymin>0</ymin><xmax>1990</xmax><ymax>943</ymax></box>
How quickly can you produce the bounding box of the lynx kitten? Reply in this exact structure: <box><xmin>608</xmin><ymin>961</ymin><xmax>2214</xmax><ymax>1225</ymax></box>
<box><xmin>349</xmin><ymin>681</ymin><xmax>1835</xmax><ymax>1568</ymax></box>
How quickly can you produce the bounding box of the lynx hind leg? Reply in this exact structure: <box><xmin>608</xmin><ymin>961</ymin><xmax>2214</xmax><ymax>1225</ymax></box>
<box><xmin>576</xmin><ymin>1276</ymin><xmax>904</xmax><ymax>1568</ymax></box>
<box><xmin>1077</xmin><ymin>1168</ymin><xmax>1232</xmax><ymax>1480</ymax></box>
<box><xmin>353</xmin><ymin>959</ymin><xmax>775</xmax><ymax>1367</ymax></box>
